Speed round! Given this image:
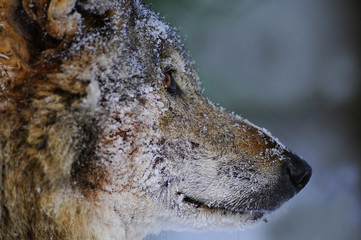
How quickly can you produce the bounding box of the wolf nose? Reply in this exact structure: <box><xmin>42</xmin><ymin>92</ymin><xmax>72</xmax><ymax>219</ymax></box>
<box><xmin>284</xmin><ymin>151</ymin><xmax>312</xmax><ymax>193</ymax></box>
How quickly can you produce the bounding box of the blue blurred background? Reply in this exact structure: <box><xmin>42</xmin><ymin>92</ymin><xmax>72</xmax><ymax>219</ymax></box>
<box><xmin>143</xmin><ymin>0</ymin><xmax>361</xmax><ymax>239</ymax></box>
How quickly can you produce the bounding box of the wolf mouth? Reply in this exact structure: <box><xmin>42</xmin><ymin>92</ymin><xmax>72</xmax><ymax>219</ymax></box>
<box><xmin>181</xmin><ymin>195</ymin><xmax>211</xmax><ymax>210</ymax></box>
<box><xmin>177</xmin><ymin>192</ymin><xmax>265</xmax><ymax>220</ymax></box>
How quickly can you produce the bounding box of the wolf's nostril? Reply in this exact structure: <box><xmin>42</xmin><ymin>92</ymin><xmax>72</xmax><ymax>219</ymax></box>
<box><xmin>285</xmin><ymin>151</ymin><xmax>312</xmax><ymax>193</ymax></box>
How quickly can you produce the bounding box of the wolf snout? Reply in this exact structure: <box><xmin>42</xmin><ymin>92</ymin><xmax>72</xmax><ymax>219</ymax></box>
<box><xmin>284</xmin><ymin>151</ymin><xmax>312</xmax><ymax>193</ymax></box>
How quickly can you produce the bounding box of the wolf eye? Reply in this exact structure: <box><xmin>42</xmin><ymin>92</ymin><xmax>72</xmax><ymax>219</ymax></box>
<box><xmin>163</xmin><ymin>71</ymin><xmax>181</xmax><ymax>96</ymax></box>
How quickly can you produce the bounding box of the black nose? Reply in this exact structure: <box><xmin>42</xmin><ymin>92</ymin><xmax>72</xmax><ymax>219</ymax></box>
<box><xmin>284</xmin><ymin>151</ymin><xmax>312</xmax><ymax>193</ymax></box>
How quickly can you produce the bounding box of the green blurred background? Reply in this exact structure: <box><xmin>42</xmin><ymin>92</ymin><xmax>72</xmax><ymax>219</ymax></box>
<box><xmin>143</xmin><ymin>0</ymin><xmax>361</xmax><ymax>239</ymax></box>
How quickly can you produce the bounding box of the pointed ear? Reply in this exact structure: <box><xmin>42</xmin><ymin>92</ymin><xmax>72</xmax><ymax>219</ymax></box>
<box><xmin>23</xmin><ymin>0</ymin><xmax>78</xmax><ymax>40</ymax></box>
<box><xmin>0</xmin><ymin>0</ymin><xmax>29</xmax><ymax>88</ymax></box>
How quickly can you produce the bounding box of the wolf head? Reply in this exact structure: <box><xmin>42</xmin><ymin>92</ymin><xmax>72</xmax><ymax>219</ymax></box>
<box><xmin>0</xmin><ymin>0</ymin><xmax>311</xmax><ymax>239</ymax></box>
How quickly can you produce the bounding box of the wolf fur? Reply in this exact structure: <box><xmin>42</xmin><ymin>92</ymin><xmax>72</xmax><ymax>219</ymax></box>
<box><xmin>0</xmin><ymin>0</ymin><xmax>312</xmax><ymax>239</ymax></box>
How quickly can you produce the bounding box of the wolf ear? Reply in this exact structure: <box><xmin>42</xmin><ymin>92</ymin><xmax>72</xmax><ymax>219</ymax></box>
<box><xmin>23</xmin><ymin>0</ymin><xmax>78</xmax><ymax>40</ymax></box>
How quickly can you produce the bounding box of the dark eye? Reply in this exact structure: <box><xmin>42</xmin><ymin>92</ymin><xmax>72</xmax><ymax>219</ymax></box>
<box><xmin>163</xmin><ymin>71</ymin><xmax>181</xmax><ymax>96</ymax></box>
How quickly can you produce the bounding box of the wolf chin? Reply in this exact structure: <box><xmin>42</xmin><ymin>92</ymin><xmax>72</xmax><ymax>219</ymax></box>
<box><xmin>0</xmin><ymin>0</ymin><xmax>312</xmax><ymax>239</ymax></box>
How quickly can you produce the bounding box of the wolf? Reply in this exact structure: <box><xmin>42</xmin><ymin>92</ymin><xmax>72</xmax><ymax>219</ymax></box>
<box><xmin>0</xmin><ymin>0</ymin><xmax>312</xmax><ymax>239</ymax></box>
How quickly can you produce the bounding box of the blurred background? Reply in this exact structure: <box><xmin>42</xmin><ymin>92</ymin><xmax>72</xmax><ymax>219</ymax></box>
<box><xmin>143</xmin><ymin>0</ymin><xmax>361</xmax><ymax>239</ymax></box>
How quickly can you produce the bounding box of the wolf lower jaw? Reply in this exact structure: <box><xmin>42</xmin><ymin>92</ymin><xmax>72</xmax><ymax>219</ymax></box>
<box><xmin>99</xmin><ymin>190</ymin><xmax>267</xmax><ymax>239</ymax></box>
<box><xmin>177</xmin><ymin>192</ymin><xmax>268</xmax><ymax>222</ymax></box>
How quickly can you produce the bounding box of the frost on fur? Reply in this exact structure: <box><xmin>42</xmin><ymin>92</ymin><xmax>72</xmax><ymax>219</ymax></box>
<box><xmin>0</xmin><ymin>0</ymin><xmax>311</xmax><ymax>240</ymax></box>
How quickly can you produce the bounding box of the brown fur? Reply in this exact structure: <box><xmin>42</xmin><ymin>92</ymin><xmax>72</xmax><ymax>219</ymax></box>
<box><xmin>0</xmin><ymin>1</ymin><xmax>102</xmax><ymax>238</ymax></box>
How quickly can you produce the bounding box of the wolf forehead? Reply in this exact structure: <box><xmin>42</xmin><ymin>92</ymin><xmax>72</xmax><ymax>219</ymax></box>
<box><xmin>69</xmin><ymin>3</ymin><xmax>199</xmax><ymax>105</ymax></box>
